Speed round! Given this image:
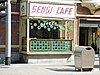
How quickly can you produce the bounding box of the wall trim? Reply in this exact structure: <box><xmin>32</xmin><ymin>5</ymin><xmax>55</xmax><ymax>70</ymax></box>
<box><xmin>11</xmin><ymin>12</ymin><xmax>19</xmax><ymax>15</ymax></box>
<box><xmin>0</xmin><ymin>45</ymin><xmax>19</xmax><ymax>48</ymax></box>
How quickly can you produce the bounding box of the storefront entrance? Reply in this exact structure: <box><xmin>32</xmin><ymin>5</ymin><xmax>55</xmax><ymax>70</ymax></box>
<box><xmin>79</xmin><ymin>23</ymin><xmax>98</xmax><ymax>53</ymax></box>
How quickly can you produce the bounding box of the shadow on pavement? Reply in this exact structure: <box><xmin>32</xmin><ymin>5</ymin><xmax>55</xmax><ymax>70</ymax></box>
<box><xmin>47</xmin><ymin>65</ymin><xmax>88</xmax><ymax>72</ymax></box>
<box><xmin>0</xmin><ymin>64</ymin><xmax>10</xmax><ymax>68</ymax></box>
<box><xmin>46</xmin><ymin>65</ymin><xmax>94</xmax><ymax>72</ymax></box>
<box><xmin>46</xmin><ymin>68</ymin><xmax>77</xmax><ymax>72</ymax></box>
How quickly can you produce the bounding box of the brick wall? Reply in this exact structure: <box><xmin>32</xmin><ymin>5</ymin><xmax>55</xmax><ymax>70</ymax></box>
<box><xmin>77</xmin><ymin>3</ymin><xmax>91</xmax><ymax>15</ymax></box>
<box><xmin>94</xmin><ymin>8</ymin><xmax>100</xmax><ymax>15</ymax></box>
<box><xmin>11</xmin><ymin>2</ymin><xmax>20</xmax><ymax>12</ymax></box>
<box><xmin>0</xmin><ymin>2</ymin><xmax>20</xmax><ymax>52</ymax></box>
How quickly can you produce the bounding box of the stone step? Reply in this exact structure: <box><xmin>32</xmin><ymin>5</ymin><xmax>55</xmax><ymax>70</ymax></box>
<box><xmin>95</xmin><ymin>54</ymin><xmax>99</xmax><ymax>61</ymax></box>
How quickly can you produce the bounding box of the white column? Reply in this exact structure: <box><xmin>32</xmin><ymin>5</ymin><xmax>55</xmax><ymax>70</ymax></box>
<box><xmin>5</xmin><ymin>0</ymin><xmax>11</xmax><ymax>65</ymax></box>
<box><xmin>27</xmin><ymin>18</ymin><xmax>29</xmax><ymax>52</ymax></box>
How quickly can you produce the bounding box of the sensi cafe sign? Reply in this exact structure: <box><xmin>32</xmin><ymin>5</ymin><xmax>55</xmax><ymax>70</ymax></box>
<box><xmin>30</xmin><ymin>3</ymin><xmax>75</xmax><ymax>18</ymax></box>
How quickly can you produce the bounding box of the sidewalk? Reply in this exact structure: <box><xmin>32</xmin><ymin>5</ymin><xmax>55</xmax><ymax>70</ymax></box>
<box><xmin>0</xmin><ymin>60</ymin><xmax>100</xmax><ymax>75</ymax></box>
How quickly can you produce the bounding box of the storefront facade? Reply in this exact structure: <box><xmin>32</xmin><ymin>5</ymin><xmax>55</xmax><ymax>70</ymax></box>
<box><xmin>20</xmin><ymin>0</ymin><xmax>76</xmax><ymax>63</ymax></box>
<box><xmin>76</xmin><ymin>1</ymin><xmax>100</xmax><ymax>53</ymax></box>
<box><xmin>1</xmin><ymin>0</ymin><xmax>100</xmax><ymax>64</ymax></box>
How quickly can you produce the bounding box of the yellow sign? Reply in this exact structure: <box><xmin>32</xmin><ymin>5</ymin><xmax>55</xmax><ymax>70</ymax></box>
<box><xmin>97</xmin><ymin>27</ymin><xmax>100</xmax><ymax>35</ymax></box>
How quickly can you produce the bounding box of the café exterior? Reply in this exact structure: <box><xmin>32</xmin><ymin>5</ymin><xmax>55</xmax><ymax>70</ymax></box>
<box><xmin>20</xmin><ymin>0</ymin><xmax>76</xmax><ymax>63</ymax></box>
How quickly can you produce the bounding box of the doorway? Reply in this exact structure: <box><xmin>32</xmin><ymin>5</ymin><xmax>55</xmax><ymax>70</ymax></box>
<box><xmin>79</xmin><ymin>27</ymin><xmax>97</xmax><ymax>52</ymax></box>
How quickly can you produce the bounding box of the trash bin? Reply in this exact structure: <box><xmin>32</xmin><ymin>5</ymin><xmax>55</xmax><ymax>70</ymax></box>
<box><xmin>74</xmin><ymin>46</ymin><xmax>95</xmax><ymax>71</ymax></box>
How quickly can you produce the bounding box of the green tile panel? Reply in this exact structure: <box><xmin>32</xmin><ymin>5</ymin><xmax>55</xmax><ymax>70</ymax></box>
<box><xmin>30</xmin><ymin>40</ymin><xmax>72</xmax><ymax>52</ymax></box>
<box><xmin>30</xmin><ymin>40</ymin><xmax>51</xmax><ymax>51</ymax></box>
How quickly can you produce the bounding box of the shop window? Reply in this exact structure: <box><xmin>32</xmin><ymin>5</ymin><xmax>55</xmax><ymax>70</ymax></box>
<box><xmin>29</xmin><ymin>19</ymin><xmax>74</xmax><ymax>40</ymax></box>
<box><xmin>29</xmin><ymin>19</ymin><xmax>60</xmax><ymax>39</ymax></box>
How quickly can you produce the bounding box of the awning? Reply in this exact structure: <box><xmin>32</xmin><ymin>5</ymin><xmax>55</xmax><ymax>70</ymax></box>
<box><xmin>80</xmin><ymin>24</ymin><xmax>98</xmax><ymax>27</ymax></box>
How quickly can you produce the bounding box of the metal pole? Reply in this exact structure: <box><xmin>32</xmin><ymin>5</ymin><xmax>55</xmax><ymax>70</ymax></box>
<box><xmin>5</xmin><ymin>0</ymin><xmax>11</xmax><ymax>65</ymax></box>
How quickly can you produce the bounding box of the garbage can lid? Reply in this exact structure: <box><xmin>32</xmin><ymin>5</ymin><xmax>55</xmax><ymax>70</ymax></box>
<box><xmin>86</xmin><ymin>47</ymin><xmax>92</xmax><ymax>50</ymax></box>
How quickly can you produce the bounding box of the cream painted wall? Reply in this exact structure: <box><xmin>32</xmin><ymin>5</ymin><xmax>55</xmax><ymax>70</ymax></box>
<box><xmin>11</xmin><ymin>0</ymin><xmax>17</xmax><ymax>2</ymax></box>
<box><xmin>88</xmin><ymin>28</ymin><xmax>92</xmax><ymax>46</ymax></box>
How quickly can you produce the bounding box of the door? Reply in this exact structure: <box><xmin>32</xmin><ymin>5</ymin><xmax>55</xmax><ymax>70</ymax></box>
<box><xmin>79</xmin><ymin>27</ymin><xmax>88</xmax><ymax>46</ymax></box>
<box><xmin>79</xmin><ymin>27</ymin><xmax>97</xmax><ymax>52</ymax></box>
